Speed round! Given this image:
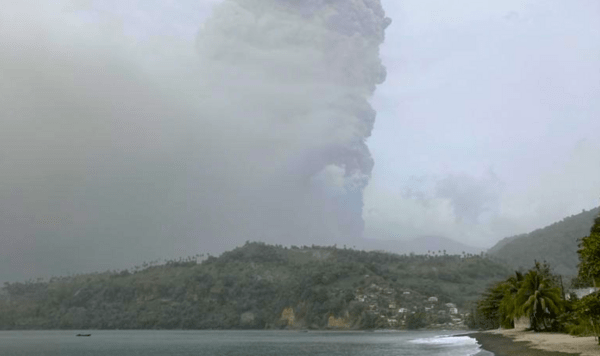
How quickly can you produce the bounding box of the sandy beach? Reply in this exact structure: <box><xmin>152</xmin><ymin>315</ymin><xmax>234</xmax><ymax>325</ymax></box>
<box><xmin>467</xmin><ymin>328</ymin><xmax>598</xmax><ymax>356</ymax></box>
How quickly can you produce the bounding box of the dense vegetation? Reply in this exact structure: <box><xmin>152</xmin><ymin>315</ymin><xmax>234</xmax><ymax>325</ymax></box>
<box><xmin>488</xmin><ymin>207</ymin><xmax>600</xmax><ymax>276</ymax></box>
<box><xmin>578</xmin><ymin>214</ymin><xmax>600</xmax><ymax>285</ymax></box>
<box><xmin>470</xmin><ymin>212</ymin><xmax>600</xmax><ymax>345</ymax></box>
<box><xmin>0</xmin><ymin>243</ymin><xmax>512</xmax><ymax>330</ymax></box>
<box><xmin>467</xmin><ymin>262</ymin><xmax>564</xmax><ymax>331</ymax></box>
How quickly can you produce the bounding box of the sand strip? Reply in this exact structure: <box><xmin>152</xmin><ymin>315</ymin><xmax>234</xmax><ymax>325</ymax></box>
<box><xmin>462</xmin><ymin>329</ymin><xmax>598</xmax><ymax>356</ymax></box>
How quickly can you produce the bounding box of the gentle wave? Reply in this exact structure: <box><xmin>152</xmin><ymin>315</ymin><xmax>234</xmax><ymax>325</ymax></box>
<box><xmin>410</xmin><ymin>335</ymin><xmax>492</xmax><ymax>356</ymax></box>
<box><xmin>410</xmin><ymin>335</ymin><xmax>478</xmax><ymax>345</ymax></box>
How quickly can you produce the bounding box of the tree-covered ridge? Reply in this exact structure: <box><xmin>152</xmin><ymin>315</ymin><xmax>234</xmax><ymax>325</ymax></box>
<box><xmin>578</xmin><ymin>215</ymin><xmax>600</xmax><ymax>285</ymax></box>
<box><xmin>488</xmin><ymin>207</ymin><xmax>600</xmax><ymax>276</ymax></box>
<box><xmin>471</xmin><ymin>210</ymin><xmax>600</xmax><ymax>348</ymax></box>
<box><xmin>0</xmin><ymin>242</ymin><xmax>513</xmax><ymax>330</ymax></box>
<box><xmin>576</xmin><ymin>214</ymin><xmax>600</xmax><ymax>344</ymax></box>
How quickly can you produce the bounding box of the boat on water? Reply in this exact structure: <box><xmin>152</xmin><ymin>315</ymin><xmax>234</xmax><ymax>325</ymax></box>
<box><xmin>76</xmin><ymin>334</ymin><xmax>91</xmax><ymax>337</ymax></box>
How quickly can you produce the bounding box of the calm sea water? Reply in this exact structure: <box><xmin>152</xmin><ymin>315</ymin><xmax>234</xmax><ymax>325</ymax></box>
<box><xmin>0</xmin><ymin>330</ymin><xmax>493</xmax><ymax>356</ymax></box>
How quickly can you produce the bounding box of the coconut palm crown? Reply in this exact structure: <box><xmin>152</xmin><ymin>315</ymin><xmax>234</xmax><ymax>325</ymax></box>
<box><xmin>499</xmin><ymin>271</ymin><xmax>523</xmax><ymax>328</ymax></box>
<box><xmin>514</xmin><ymin>262</ymin><xmax>563</xmax><ymax>331</ymax></box>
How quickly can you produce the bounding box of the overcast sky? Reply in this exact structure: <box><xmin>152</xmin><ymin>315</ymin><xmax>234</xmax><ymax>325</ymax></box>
<box><xmin>367</xmin><ymin>0</ymin><xmax>600</xmax><ymax>246</ymax></box>
<box><xmin>1</xmin><ymin>0</ymin><xmax>598</xmax><ymax>283</ymax></box>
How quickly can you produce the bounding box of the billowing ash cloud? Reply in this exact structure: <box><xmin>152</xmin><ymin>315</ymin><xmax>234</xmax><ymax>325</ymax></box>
<box><xmin>194</xmin><ymin>0</ymin><xmax>390</xmax><ymax>239</ymax></box>
<box><xmin>435</xmin><ymin>171</ymin><xmax>503</xmax><ymax>224</ymax></box>
<box><xmin>0</xmin><ymin>0</ymin><xmax>389</xmax><ymax>282</ymax></box>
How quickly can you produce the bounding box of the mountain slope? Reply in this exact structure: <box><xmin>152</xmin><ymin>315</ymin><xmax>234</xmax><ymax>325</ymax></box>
<box><xmin>488</xmin><ymin>207</ymin><xmax>600</xmax><ymax>276</ymax></box>
<box><xmin>0</xmin><ymin>242</ymin><xmax>512</xmax><ymax>330</ymax></box>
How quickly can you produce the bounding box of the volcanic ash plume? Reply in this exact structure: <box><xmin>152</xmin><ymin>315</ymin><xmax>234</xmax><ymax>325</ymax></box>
<box><xmin>194</xmin><ymin>0</ymin><xmax>391</xmax><ymax>244</ymax></box>
<box><xmin>0</xmin><ymin>0</ymin><xmax>390</xmax><ymax>281</ymax></box>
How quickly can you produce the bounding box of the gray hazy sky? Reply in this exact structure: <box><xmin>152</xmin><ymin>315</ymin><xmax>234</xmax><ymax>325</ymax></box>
<box><xmin>0</xmin><ymin>0</ymin><xmax>598</xmax><ymax>283</ymax></box>
<box><xmin>367</xmin><ymin>0</ymin><xmax>600</xmax><ymax>246</ymax></box>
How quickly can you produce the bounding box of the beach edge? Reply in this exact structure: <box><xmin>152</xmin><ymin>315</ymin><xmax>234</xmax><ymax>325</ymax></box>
<box><xmin>457</xmin><ymin>331</ymin><xmax>583</xmax><ymax>356</ymax></box>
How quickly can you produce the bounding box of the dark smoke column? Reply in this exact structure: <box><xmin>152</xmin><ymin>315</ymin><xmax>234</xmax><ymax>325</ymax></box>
<box><xmin>196</xmin><ymin>0</ymin><xmax>390</xmax><ymax>244</ymax></box>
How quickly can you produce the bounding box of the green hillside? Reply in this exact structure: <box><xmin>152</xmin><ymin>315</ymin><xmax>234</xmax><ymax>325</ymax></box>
<box><xmin>0</xmin><ymin>242</ymin><xmax>512</xmax><ymax>330</ymax></box>
<box><xmin>488</xmin><ymin>207</ymin><xmax>600</xmax><ymax>276</ymax></box>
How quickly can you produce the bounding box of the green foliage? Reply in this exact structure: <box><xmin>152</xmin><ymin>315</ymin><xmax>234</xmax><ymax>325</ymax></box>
<box><xmin>578</xmin><ymin>215</ymin><xmax>600</xmax><ymax>285</ymax></box>
<box><xmin>490</xmin><ymin>207</ymin><xmax>600</xmax><ymax>276</ymax></box>
<box><xmin>556</xmin><ymin>296</ymin><xmax>583</xmax><ymax>335</ymax></box>
<box><xmin>0</xmin><ymin>242</ymin><xmax>512</xmax><ymax>330</ymax></box>
<box><xmin>359</xmin><ymin>311</ymin><xmax>384</xmax><ymax>329</ymax></box>
<box><xmin>468</xmin><ymin>280</ymin><xmax>510</xmax><ymax>330</ymax></box>
<box><xmin>573</xmin><ymin>213</ymin><xmax>600</xmax><ymax>344</ymax></box>
<box><xmin>575</xmin><ymin>292</ymin><xmax>600</xmax><ymax>344</ymax></box>
<box><xmin>514</xmin><ymin>262</ymin><xmax>563</xmax><ymax>331</ymax></box>
<box><xmin>468</xmin><ymin>272</ymin><xmax>526</xmax><ymax>330</ymax></box>
<box><xmin>498</xmin><ymin>271</ymin><xmax>523</xmax><ymax>328</ymax></box>
<box><xmin>474</xmin><ymin>209</ymin><xmax>600</xmax><ymax>341</ymax></box>
<box><xmin>406</xmin><ymin>309</ymin><xmax>427</xmax><ymax>330</ymax></box>
<box><xmin>470</xmin><ymin>262</ymin><xmax>564</xmax><ymax>331</ymax></box>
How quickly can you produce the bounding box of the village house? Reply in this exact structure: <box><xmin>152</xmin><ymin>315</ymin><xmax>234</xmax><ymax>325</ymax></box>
<box><xmin>567</xmin><ymin>287</ymin><xmax>599</xmax><ymax>300</ymax></box>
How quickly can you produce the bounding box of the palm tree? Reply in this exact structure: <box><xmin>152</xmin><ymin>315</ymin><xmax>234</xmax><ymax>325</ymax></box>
<box><xmin>477</xmin><ymin>281</ymin><xmax>509</xmax><ymax>329</ymax></box>
<box><xmin>514</xmin><ymin>262</ymin><xmax>563</xmax><ymax>331</ymax></box>
<box><xmin>499</xmin><ymin>271</ymin><xmax>523</xmax><ymax>328</ymax></box>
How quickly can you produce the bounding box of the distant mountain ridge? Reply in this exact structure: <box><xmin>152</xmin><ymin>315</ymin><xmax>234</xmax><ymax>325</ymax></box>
<box><xmin>488</xmin><ymin>207</ymin><xmax>600</xmax><ymax>276</ymax></box>
<box><xmin>361</xmin><ymin>236</ymin><xmax>485</xmax><ymax>256</ymax></box>
<box><xmin>408</xmin><ymin>236</ymin><xmax>486</xmax><ymax>255</ymax></box>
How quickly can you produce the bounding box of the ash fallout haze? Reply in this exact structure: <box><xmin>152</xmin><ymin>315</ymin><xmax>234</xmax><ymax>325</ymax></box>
<box><xmin>0</xmin><ymin>0</ymin><xmax>390</xmax><ymax>283</ymax></box>
<box><xmin>1</xmin><ymin>0</ymin><xmax>599</xmax><ymax>284</ymax></box>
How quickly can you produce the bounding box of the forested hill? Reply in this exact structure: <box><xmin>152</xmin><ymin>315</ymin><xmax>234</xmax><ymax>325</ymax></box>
<box><xmin>0</xmin><ymin>242</ymin><xmax>512</xmax><ymax>330</ymax></box>
<box><xmin>488</xmin><ymin>207</ymin><xmax>600</xmax><ymax>276</ymax></box>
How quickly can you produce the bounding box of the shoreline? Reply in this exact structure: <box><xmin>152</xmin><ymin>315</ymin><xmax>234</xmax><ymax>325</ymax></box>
<box><xmin>462</xmin><ymin>329</ymin><xmax>598</xmax><ymax>356</ymax></box>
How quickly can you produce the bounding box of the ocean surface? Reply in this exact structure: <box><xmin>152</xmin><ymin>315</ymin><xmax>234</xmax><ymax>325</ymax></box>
<box><xmin>0</xmin><ymin>330</ymin><xmax>494</xmax><ymax>356</ymax></box>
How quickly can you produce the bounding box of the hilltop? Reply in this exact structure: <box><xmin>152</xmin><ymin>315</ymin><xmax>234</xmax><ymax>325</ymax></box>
<box><xmin>488</xmin><ymin>207</ymin><xmax>600</xmax><ymax>276</ymax></box>
<box><xmin>362</xmin><ymin>236</ymin><xmax>485</xmax><ymax>256</ymax></box>
<box><xmin>0</xmin><ymin>242</ymin><xmax>512</xmax><ymax>330</ymax></box>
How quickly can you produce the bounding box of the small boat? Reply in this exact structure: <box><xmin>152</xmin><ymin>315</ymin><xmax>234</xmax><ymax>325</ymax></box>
<box><xmin>76</xmin><ymin>334</ymin><xmax>91</xmax><ymax>337</ymax></box>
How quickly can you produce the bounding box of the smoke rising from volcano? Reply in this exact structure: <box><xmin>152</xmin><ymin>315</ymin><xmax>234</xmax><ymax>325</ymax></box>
<box><xmin>0</xmin><ymin>0</ymin><xmax>389</xmax><ymax>282</ymax></box>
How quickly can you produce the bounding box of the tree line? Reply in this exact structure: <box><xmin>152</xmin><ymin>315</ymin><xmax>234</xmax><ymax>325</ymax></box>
<box><xmin>468</xmin><ymin>214</ymin><xmax>600</xmax><ymax>345</ymax></box>
<box><xmin>0</xmin><ymin>242</ymin><xmax>512</xmax><ymax>330</ymax></box>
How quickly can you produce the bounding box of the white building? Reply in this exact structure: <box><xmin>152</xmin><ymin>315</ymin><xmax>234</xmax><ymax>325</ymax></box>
<box><xmin>567</xmin><ymin>288</ymin><xmax>599</xmax><ymax>300</ymax></box>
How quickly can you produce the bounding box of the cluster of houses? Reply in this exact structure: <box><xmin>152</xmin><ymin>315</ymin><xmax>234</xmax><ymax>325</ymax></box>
<box><xmin>354</xmin><ymin>281</ymin><xmax>466</xmax><ymax>329</ymax></box>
